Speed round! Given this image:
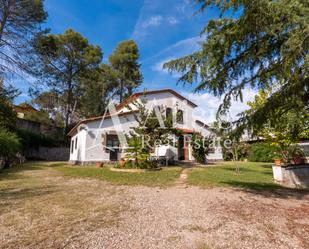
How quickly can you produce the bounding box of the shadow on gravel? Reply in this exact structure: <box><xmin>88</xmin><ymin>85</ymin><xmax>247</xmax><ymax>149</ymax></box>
<box><xmin>223</xmin><ymin>180</ymin><xmax>309</xmax><ymax>200</ymax></box>
<box><xmin>0</xmin><ymin>186</ymin><xmax>56</xmax><ymax>200</ymax></box>
<box><xmin>0</xmin><ymin>163</ymin><xmax>45</xmax><ymax>181</ymax></box>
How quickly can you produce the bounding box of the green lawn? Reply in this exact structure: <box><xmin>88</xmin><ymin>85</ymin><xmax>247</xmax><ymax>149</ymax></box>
<box><xmin>54</xmin><ymin>164</ymin><xmax>182</xmax><ymax>187</ymax></box>
<box><xmin>187</xmin><ymin>161</ymin><xmax>281</xmax><ymax>190</ymax></box>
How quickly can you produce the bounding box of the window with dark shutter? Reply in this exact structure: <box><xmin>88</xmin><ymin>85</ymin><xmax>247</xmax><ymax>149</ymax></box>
<box><xmin>166</xmin><ymin>107</ymin><xmax>172</xmax><ymax>119</ymax></box>
<box><xmin>177</xmin><ymin>110</ymin><xmax>184</xmax><ymax>124</ymax></box>
<box><xmin>71</xmin><ymin>139</ymin><xmax>74</xmax><ymax>154</ymax></box>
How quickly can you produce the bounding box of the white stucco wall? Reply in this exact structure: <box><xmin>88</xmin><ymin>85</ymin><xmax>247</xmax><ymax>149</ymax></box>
<box><xmin>70</xmin><ymin>90</ymin><xmax>223</xmax><ymax>163</ymax></box>
<box><xmin>118</xmin><ymin>92</ymin><xmax>196</xmax><ymax>130</ymax></box>
<box><xmin>69</xmin><ymin>129</ymin><xmax>87</xmax><ymax>162</ymax></box>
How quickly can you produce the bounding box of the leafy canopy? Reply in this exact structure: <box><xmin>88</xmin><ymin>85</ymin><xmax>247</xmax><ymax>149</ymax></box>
<box><xmin>31</xmin><ymin>29</ymin><xmax>103</xmax><ymax>130</ymax></box>
<box><xmin>109</xmin><ymin>40</ymin><xmax>143</xmax><ymax>102</ymax></box>
<box><xmin>164</xmin><ymin>0</ymin><xmax>309</xmax><ymax>118</ymax></box>
<box><xmin>0</xmin><ymin>0</ymin><xmax>47</xmax><ymax>74</ymax></box>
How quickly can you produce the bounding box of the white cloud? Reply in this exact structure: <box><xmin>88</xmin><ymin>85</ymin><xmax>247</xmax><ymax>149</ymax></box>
<box><xmin>151</xmin><ymin>57</ymin><xmax>172</xmax><ymax>72</ymax></box>
<box><xmin>141</xmin><ymin>15</ymin><xmax>163</xmax><ymax>28</ymax></box>
<box><xmin>176</xmin><ymin>0</ymin><xmax>193</xmax><ymax>15</ymax></box>
<box><xmin>151</xmin><ymin>57</ymin><xmax>182</xmax><ymax>78</ymax></box>
<box><xmin>143</xmin><ymin>36</ymin><xmax>202</xmax><ymax>64</ymax></box>
<box><xmin>131</xmin><ymin>0</ymin><xmax>196</xmax><ymax>42</ymax></box>
<box><xmin>181</xmin><ymin>88</ymin><xmax>257</xmax><ymax>124</ymax></box>
<box><xmin>167</xmin><ymin>16</ymin><xmax>179</xmax><ymax>25</ymax></box>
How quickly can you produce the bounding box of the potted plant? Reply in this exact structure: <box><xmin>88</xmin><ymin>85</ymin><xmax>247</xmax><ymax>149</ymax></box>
<box><xmin>119</xmin><ymin>158</ymin><xmax>125</xmax><ymax>167</ymax></box>
<box><xmin>96</xmin><ymin>162</ymin><xmax>104</xmax><ymax>168</ymax></box>
<box><xmin>273</xmin><ymin>158</ymin><xmax>282</xmax><ymax>166</ymax></box>
<box><xmin>288</xmin><ymin>145</ymin><xmax>305</xmax><ymax>165</ymax></box>
<box><xmin>272</xmin><ymin>150</ymin><xmax>283</xmax><ymax>166</ymax></box>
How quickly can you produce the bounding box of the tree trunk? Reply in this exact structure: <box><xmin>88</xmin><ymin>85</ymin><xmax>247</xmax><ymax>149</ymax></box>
<box><xmin>64</xmin><ymin>78</ymin><xmax>73</xmax><ymax>134</ymax></box>
<box><xmin>119</xmin><ymin>80</ymin><xmax>124</xmax><ymax>103</ymax></box>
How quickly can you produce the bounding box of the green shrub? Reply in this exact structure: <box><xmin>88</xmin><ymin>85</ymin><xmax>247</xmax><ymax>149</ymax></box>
<box><xmin>16</xmin><ymin>129</ymin><xmax>58</xmax><ymax>149</ymax></box>
<box><xmin>191</xmin><ymin>134</ymin><xmax>211</xmax><ymax>164</ymax></box>
<box><xmin>123</xmin><ymin>159</ymin><xmax>156</xmax><ymax>169</ymax></box>
<box><xmin>222</xmin><ymin>142</ymin><xmax>251</xmax><ymax>161</ymax></box>
<box><xmin>0</xmin><ymin>129</ymin><xmax>21</xmax><ymax>167</ymax></box>
<box><xmin>248</xmin><ymin>142</ymin><xmax>280</xmax><ymax>162</ymax></box>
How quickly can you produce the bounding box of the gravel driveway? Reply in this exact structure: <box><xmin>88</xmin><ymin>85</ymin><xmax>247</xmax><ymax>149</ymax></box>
<box><xmin>0</xmin><ymin>166</ymin><xmax>308</xmax><ymax>249</ymax></box>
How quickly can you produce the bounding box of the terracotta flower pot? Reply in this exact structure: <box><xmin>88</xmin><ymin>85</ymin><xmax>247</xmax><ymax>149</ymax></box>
<box><xmin>96</xmin><ymin>162</ymin><xmax>104</xmax><ymax>168</ymax></box>
<box><xmin>119</xmin><ymin>159</ymin><xmax>125</xmax><ymax>168</ymax></box>
<box><xmin>274</xmin><ymin>159</ymin><xmax>281</xmax><ymax>166</ymax></box>
<box><xmin>293</xmin><ymin>157</ymin><xmax>304</xmax><ymax>165</ymax></box>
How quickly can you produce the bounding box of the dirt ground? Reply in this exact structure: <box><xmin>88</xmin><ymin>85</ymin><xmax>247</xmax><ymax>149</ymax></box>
<box><xmin>0</xmin><ymin>165</ymin><xmax>308</xmax><ymax>249</ymax></box>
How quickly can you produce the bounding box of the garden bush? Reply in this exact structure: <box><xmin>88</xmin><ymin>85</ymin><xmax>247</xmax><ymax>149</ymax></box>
<box><xmin>16</xmin><ymin>129</ymin><xmax>59</xmax><ymax>149</ymax></box>
<box><xmin>123</xmin><ymin>159</ymin><xmax>157</xmax><ymax>169</ymax></box>
<box><xmin>248</xmin><ymin>142</ymin><xmax>280</xmax><ymax>162</ymax></box>
<box><xmin>0</xmin><ymin>129</ymin><xmax>21</xmax><ymax>167</ymax></box>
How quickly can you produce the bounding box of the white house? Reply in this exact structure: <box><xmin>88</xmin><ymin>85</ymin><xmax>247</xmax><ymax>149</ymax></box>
<box><xmin>68</xmin><ymin>89</ymin><xmax>223</xmax><ymax>164</ymax></box>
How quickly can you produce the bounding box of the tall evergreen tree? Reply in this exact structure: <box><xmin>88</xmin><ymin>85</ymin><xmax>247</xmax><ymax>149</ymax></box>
<box><xmin>109</xmin><ymin>40</ymin><xmax>143</xmax><ymax>102</ymax></box>
<box><xmin>31</xmin><ymin>29</ymin><xmax>102</xmax><ymax>132</ymax></box>
<box><xmin>0</xmin><ymin>79</ymin><xmax>19</xmax><ymax>131</ymax></box>
<box><xmin>0</xmin><ymin>0</ymin><xmax>47</xmax><ymax>74</ymax></box>
<box><xmin>164</xmin><ymin>0</ymin><xmax>309</xmax><ymax>126</ymax></box>
<box><xmin>79</xmin><ymin>64</ymin><xmax>118</xmax><ymax>118</ymax></box>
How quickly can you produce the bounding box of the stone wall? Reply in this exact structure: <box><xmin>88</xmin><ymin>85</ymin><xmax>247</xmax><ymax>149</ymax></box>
<box><xmin>272</xmin><ymin>165</ymin><xmax>309</xmax><ymax>188</ymax></box>
<box><xmin>25</xmin><ymin>147</ymin><xmax>70</xmax><ymax>161</ymax></box>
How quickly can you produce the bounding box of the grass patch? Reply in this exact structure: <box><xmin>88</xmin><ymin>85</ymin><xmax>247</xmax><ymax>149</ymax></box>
<box><xmin>54</xmin><ymin>164</ymin><xmax>182</xmax><ymax>187</ymax></box>
<box><xmin>0</xmin><ymin>162</ymin><xmax>124</xmax><ymax>248</ymax></box>
<box><xmin>188</xmin><ymin>161</ymin><xmax>282</xmax><ymax>190</ymax></box>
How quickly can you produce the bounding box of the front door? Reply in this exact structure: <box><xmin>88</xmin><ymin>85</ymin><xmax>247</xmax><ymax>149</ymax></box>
<box><xmin>178</xmin><ymin>135</ymin><xmax>185</xmax><ymax>160</ymax></box>
<box><xmin>106</xmin><ymin>134</ymin><xmax>119</xmax><ymax>161</ymax></box>
<box><xmin>178</xmin><ymin>135</ymin><xmax>190</xmax><ymax>160</ymax></box>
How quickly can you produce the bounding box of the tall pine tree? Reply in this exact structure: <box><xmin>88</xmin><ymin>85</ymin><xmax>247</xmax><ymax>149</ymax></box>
<box><xmin>31</xmin><ymin>29</ymin><xmax>102</xmax><ymax>132</ymax></box>
<box><xmin>109</xmin><ymin>40</ymin><xmax>143</xmax><ymax>102</ymax></box>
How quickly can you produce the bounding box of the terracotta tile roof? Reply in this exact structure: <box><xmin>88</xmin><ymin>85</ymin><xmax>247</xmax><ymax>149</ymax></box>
<box><xmin>176</xmin><ymin>128</ymin><xmax>196</xmax><ymax>134</ymax></box>
<box><xmin>68</xmin><ymin>89</ymin><xmax>198</xmax><ymax>137</ymax></box>
<box><xmin>14</xmin><ymin>104</ymin><xmax>38</xmax><ymax>113</ymax></box>
<box><xmin>116</xmin><ymin>89</ymin><xmax>198</xmax><ymax>111</ymax></box>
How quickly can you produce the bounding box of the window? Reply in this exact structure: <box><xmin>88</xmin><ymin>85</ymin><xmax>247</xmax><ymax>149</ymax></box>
<box><xmin>106</xmin><ymin>135</ymin><xmax>120</xmax><ymax>150</ymax></box>
<box><xmin>166</xmin><ymin>107</ymin><xmax>172</xmax><ymax>119</ymax></box>
<box><xmin>71</xmin><ymin>139</ymin><xmax>74</xmax><ymax>154</ymax></box>
<box><xmin>75</xmin><ymin>137</ymin><xmax>78</xmax><ymax>149</ymax></box>
<box><xmin>177</xmin><ymin>110</ymin><xmax>184</xmax><ymax>123</ymax></box>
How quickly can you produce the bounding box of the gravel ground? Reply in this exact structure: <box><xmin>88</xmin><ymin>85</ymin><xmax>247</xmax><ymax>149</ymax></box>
<box><xmin>0</xmin><ymin>167</ymin><xmax>308</xmax><ymax>249</ymax></box>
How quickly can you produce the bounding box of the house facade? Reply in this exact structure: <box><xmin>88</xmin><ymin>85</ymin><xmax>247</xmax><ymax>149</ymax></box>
<box><xmin>68</xmin><ymin>89</ymin><xmax>223</xmax><ymax>164</ymax></box>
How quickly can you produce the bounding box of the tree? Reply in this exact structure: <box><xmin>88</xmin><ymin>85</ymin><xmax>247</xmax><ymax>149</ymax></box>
<box><xmin>125</xmin><ymin>135</ymin><xmax>150</xmax><ymax>168</ymax></box>
<box><xmin>191</xmin><ymin>133</ymin><xmax>211</xmax><ymax>164</ymax></box>
<box><xmin>24</xmin><ymin>109</ymin><xmax>50</xmax><ymax>125</ymax></box>
<box><xmin>0</xmin><ymin>80</ymin><xmax>18</xmax><ymax>131</ymax></box>
<box><xmin>0</xmin><ymin>129</ymin><xmax>21</xmax><ymax>168</ymax></box>
<box><xmin>130</xmin><ymin>99</ymin><xmax>177</xmax><ymax>150</ymax></box>
<box><xmin>109</xmin><ymin>40</ymin><xmax>143</xmax><ymax>102</ymax></box>
<box><xmin>0</xmin><ymin>79</ymin><xmax>21</xmax><ymax>101</ymax></box>
<box><xmin>245</xmin><ymin>89</ymin><xmax>309</xmax><ymax>163</ymax></box>
<box><xmin>164</xmin><ymin>0</ymin><xmax>309</xmax><ymax>123</ymax></box>
<box><xmin>32</xmin><ymin>91</ymin><xmax>59</xmax><ymax>115</ymax></box>
<box><xmin>78</xmin><ymin>64</ymin><xmax>117</xmax><ymax>117</ymax></box>
<box><xmin>124</xmin><ymin>99</ymin><xmax>178</xmax><ymax>168</ymax></box>
<box><xmin>31</xmin><ymin>29</ymin><xmax>103</xmax><ymax>132</ymax></box>
<box><xmin>0</xmin><ymin>0</ymin><xmax>47</xmax><ymax>74</ymax></box>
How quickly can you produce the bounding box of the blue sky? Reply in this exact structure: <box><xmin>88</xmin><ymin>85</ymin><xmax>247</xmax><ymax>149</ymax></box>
<box><xmin>14</xmin><ymin>0</ymin><xmax>256</xmax><ymax>122</ymax></box>
<box><xmin>43</xmin><ymin>0</ymin><xmax>209</xmax><ymax>92</ymax></box>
